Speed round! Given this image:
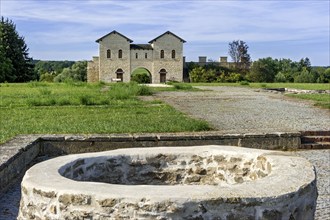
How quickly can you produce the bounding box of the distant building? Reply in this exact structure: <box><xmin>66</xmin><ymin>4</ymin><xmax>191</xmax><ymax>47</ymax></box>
<box><xmin>87</xmin><ymin>31</ymin><xmax>186</xmax><ymax>83</ymax></box>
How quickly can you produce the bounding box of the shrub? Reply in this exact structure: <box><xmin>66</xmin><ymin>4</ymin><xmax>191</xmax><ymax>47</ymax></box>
<box><xmin>131</xmin><ymin>72</ymin><xmax>151</xmax><ymax>84</ymax></box>
<box><xmin>80</xmin><ymin>95</ymin><xmax>94</xmax><ymax>105</ymax></box>
<box><xmin>189</xmin><ymin>67</ymin><xmax>217</xmax><ymax>83</ymax></box>
<box><xmin>294</xmin><ymin>68</ymin><xmax>316</xmax><ymax>83</ymax></box>
<box><xmin>39</xmin><ymin>73</ymin><xmax>55</xmax><ymax>82</ymax></box>
<box><xmin>275</xmin><ymin>72</ymin><xmax>287</xmax><ymax>82</ymax></box>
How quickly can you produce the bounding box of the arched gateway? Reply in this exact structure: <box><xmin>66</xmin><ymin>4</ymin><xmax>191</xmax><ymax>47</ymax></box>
<box><xmin>87</xmin><ymin>31</ymin><xmax>186</xmax><ymax>84</ymax></box>
<box><xmin>131</xmin><ymin>67</ymin><xmax>152</xmax><ymax>84</ymax></box>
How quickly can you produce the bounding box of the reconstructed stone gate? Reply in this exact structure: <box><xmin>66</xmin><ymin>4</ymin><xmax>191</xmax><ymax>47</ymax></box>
<box><xmin>87</xmin><ymin>31</ymin><xmax>186</xmax><ymax>83</ymax></box>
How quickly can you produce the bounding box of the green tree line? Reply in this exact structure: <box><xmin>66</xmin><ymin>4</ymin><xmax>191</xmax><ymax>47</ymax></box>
<box><xmin>189</xmin><ymin>40</ymin><xmax>329</xmax><ymax>84</ymax></box>
<box><xmin>37</xmin><ymin>60</ymin><xmax>87</xmax><ymax>82</ymax></box>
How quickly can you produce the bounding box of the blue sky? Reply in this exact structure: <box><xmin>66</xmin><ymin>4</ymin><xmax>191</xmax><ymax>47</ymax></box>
<box><xmin>1</xmin><ymin>0</ymin><xmax>329</xmax><ymax>66</ymax></box>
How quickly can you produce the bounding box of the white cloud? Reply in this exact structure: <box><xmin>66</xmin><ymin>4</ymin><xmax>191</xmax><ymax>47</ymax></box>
<box><xmin>1</xmin><ymin>0</ymin><xmax>329</xmax><ymax>65</ymax></box>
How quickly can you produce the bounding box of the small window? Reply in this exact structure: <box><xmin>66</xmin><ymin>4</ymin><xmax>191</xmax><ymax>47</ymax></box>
<box><xmin>145</xmin><ymin>53</ymin><xmax>148</xmax><ymax>59</ymax></box>
<box><xmin>118</xmin><ymin>49</ymin><xmax>122</xmax><ymax>59</ymax></box>
<box><xmin>136</xmin><ymin>53</ymin><xmax>138</xmax><ymax>59</ymax></box>
<box><xmin>107</xmin><ymin>49</ymin><xmax>111</xmax><ymax>58</ymax></box>
<box><xmin>172</xmin><ymin>50</ymin><xmax>175</xmax><ymax>59</ymax></box>
<box><xmin>160</xmin><ymin>50</ymin><xmax>164</xmax><ymax>59</ymax></box>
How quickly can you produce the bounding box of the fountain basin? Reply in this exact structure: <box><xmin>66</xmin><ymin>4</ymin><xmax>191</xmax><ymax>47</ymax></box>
<box><xmin>18</xmin><ymin>145</ymin><xmax>317</xmax><ymax>219</ymax></box>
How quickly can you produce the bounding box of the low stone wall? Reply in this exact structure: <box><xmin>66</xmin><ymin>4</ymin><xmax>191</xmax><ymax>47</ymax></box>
<box><xmin>38</xmin><ymin>132</ymin><xmax>300</xmax><ymax>156</ymax></box>
<box><xmin>0</xmin><ymin>135</ymin><xmax>40</xmax><ymax>194</ymax></box>
<box><xmin>18</xmin><ymin>146</ymin><xmax>318</xmax><ymax>219</ymax></box>
<box><xmin>0</xmin><ymin>132</ymin><xmax>300</xmax><ymax>194</ymax></box>
<box><xmin>262</xmin><ymin>88</ymin><xmax>330</xmax><ymax>94</ymax></box>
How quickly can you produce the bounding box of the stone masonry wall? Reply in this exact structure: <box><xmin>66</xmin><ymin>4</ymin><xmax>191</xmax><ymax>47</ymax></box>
<box><xmin>18</xmin><ymin>146</ymin><xmax>317</xmax><ymax>220</ymax></box>
<box><xmin>151</xmin><ymin>33</ymin><xmax>184</xmax><ymax>83</ymax></box>
<box><xmin>130</xmin><ymin>49</ymin><xmax>153</xmax><ymax>79</ymax></box>
<box><xmin>0</xmin><ymin>132</ymin><xmax>300</xmax><ymax>194</ymax></box>
<box><xmin>0</xmin><ymin>136</ymin><xmax>40</xmax><ymax>194</ymax></box>
<box><xmin>87</xmin><ymin>57</ymin><xmax>99</xmax><ymax>82</ymax></box>
<box><xmin>98</xmin><ymin>33</ymin><xmax>131</xmax><ymax>82</ymax></box>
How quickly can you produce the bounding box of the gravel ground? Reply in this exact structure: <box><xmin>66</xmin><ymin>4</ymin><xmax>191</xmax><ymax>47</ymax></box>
<box><xmin>153</xmin><ymin>86</ymin><xmax>330</xmax><ymax>133</ymax></box>
<box><xmin>289</xmin><ymin>150</ymin><xmax>330</xmax><ymax>220</ymax></box>
<box><xmin>1</xmin><ymin>86</ymin><xmax>329</xmax><ymax>219</ymax></box>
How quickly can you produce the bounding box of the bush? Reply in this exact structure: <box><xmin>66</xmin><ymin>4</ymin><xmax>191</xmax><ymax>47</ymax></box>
<box><xmin>190</xmin><ymin>67</ymin><xmax>217</xmax><ymax>82</ymax></box>
<box><xmin>294</xmin><ymin>68</ymin><xmax>316</xmax><ymax>83</ymax></box>
<box><xmin>131</xmin><ymin>72</ymin><xmax>151</xmax><ymax>84</ymax></box>
<box><xmin>40</xmin><ymin>73</ymin><xmax>56</xmax><ymax>82</ymax></box>
<box><xmin>79</xmin><ymin>95</ymin><xmax>95</xmax><ymax>105</ymax></box>
<box><xmin>275</xmin><ymin>72</ymin><xmax>287</xmax><ymax>82</ymax></box>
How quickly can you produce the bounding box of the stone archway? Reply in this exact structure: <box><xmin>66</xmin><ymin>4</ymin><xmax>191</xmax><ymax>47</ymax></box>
<box><xmin>131</xmin><ymin>67</ymin><xmax>152</xmax><ymax>84</ymax></box>
<box><xmin>115</xmin><ymin>68</ymin><xmax>124</xmax><ymax>82</ymax></box>
<box><xmin>159</xmin><ymin>68</ymin><xmax>167</xmax><ymax>83</ymax></box>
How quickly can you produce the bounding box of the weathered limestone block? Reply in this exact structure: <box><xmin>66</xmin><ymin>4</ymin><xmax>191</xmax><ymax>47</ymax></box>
<box><xmin>18</xmin><ymin>145</ymin><xmax>317</xmax><ymax>219</ymax></box>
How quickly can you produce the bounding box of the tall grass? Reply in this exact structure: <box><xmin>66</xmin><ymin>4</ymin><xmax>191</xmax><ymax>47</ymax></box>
<box><xmin>0</xmin><ymin>82</ymin><xmax>211</xmax><ymax>143</ymax></box>
<box><xmin>108</xmin><ymin>82</ymin><xmax>153</xmax><ymax>99</ymax></box>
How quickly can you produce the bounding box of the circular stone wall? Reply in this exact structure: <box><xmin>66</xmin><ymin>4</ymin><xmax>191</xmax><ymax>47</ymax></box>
<box><xmin>18</xmin><ymin>145</ymin><xmax>317</xmax><ymax>220</ymax></box>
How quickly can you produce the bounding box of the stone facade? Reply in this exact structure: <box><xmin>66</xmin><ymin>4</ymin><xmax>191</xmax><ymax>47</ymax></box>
<box><xmin>87</xmin><ymin>31</ymin><xmax>186</xmax><ymax>84</ymax></box>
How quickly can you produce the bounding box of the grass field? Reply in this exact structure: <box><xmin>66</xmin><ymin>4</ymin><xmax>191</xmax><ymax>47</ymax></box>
<box><xmin>1</xmin><ymin>81</ymin><xmax>328</xmax><ymax>143</ymax></box>
<box><xmin>0</xmin><ymin>82</ymin><xmax>211</xmax><ymax>143</ymax></box>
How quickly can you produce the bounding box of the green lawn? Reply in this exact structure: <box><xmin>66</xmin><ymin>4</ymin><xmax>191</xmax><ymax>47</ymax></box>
<box><xmin>0</xmin><ymin>82</ymin><xmax>211</xmax><ymax>143</ymax></box>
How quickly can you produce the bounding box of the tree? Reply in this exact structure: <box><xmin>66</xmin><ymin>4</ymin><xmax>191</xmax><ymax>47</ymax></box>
<box><xmin>247</xmin><ymin>57</ymin><xmax>278</xmax><ymax>82</ymax></box>
<box><xmin>0</xmin><ymin>46</ymin><xmax>13</xmax><ymax>82</ymax></box>
<box><xmin>54</xmin><ymin>61</ymin><xmax>87</xmax><ymax>82</ymax></box>
<box><xmin>34</xmin><ymin>60</ymin><xmax>75</xmax><ymax>79</ymax></box>
<box><xmin>299</xmin><ymin>57</ymin><xmax>312</xmax><ymax>72</ymax></box>
<box><xmin>228</xmin><ymin>40</ymin><xmax>251</xmax><ymax>73</ymax></box>
<box><xmin>0</xmin><ymin>17</ymin><xmax>34</xmax><ymax>82</ymax></box>
<box><xmin>294</xmin><ymin>67</ymin><xmax>315</xmax><ymax>83</ymax></box>
<box><xmin>189</xmin><ymin>66</ymin><xmax>217</xmax><ymax>83</ymax></box>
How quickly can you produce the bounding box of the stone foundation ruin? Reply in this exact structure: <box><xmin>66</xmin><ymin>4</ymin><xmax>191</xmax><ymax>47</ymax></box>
<box><xmin>18</xmin><ymin>145</ymin><xmax>317</xmax><ymax>219</ymax></box>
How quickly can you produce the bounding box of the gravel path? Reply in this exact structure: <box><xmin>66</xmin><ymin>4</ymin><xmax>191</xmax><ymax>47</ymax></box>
<box><xmin>289</xmin><ymin>150</ymin><xmax>330</xmax><ymax>220</ymax></box>
<box><xmin>1</xmin><ymin>86</ymin><xmax>329</xmax><ymax>219</ymax></box>
<box><xmin>154</xmin><ymin>86</ymin><xmax>330</xmax><ymax>133</ymax></box>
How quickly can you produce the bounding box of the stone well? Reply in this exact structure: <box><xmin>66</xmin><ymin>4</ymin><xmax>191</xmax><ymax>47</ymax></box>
<box><xmin>18</xmin><ymin>145</ymin><xmax>317</xmax><ymax>220</ymax></box>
